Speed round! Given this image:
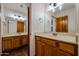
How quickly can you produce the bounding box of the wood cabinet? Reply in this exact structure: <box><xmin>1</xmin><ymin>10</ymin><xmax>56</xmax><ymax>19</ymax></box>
<box><xmin>44</xmin><ymin>45</ymin><xmax>57</xmax><ymax>56</ymax></box>
<box><xmin>36</xmin><ymin>41</ymin><xmax>44</xmax><ymax>56</ymax></box>
<box><xmin>59</xmin><ymin>42</ymin><xmax>75</xmax><ymax>55</ymax></box>
<box><xmin>2</xmin><ymin>37</ymin><xmax>12</xmax><ymax>51</ymax></box>
<box><xmin>57</xmin><ymin>50</ymin><xmax>71</xmax><ymax>56</ymax></box>
<box><xmin>41</xmin><ymin>38</ymin><xmax>57</xmax><ymax>47</ymax></box>
<box><xmin>36</xmin><ymin>37</ymin><xmax>58</xmax><ymax>56</ymax></box>
<box><xmin>7</xmin><ymin>38</ymin><xmax>12</xmax><ymax>49</ymax></box>
<box><xmin>12</xmin><ymin>36</ymin><xmax>21</xmax><ymax>48</ymax></box>
<box><xmin>35</xmin><ymin>36</ymin><xmax>78</xmax><ymax>56</ymax></box>
<box><xmin>2</xmin><ymin>35</ymin><xmax>28</xmax><ymax>52</ymax></box>
<box><xmin>21</xmin><ymin>35</ymin><xmax>28</xmax><ymax>46</ymax></box>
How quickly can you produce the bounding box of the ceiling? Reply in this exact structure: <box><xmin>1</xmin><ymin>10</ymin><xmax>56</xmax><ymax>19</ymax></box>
<box><xmin>3</xmin><ymin>3</ymin><xmax>76</xmax><ymax>13</ymax></box>
<box><xmin>56</xmin><ymin>3</ymin><xmax>76</xmax><ymax>11</ymax></box>
<box><xmin>46</xmin><ymin>3</ymin><xmax>76</xmax><ymax>13</ymax></box>
<box><xmin>2</xmin><ymin>3</ymin><xmax>76</xmax><ymax>15</ymax></box>
<box><xmin>3</xmin><ymin>3</ymin><xmax>29</xmax><ymax>15</ymax></box>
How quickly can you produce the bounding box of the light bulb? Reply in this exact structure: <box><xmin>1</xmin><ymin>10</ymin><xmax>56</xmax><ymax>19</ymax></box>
<box><xmin>48</xmin><ymin>5</ymin><xmax>52</xmax><ymax>11</ymax></box>
<box><xmin>59</xmin><ymin>5</ymin><xmax>62</xmax><ymax>10</ymax></box>
<box><xmin>11</xmin><ymin>15</ymin><xmax>18</xmax><ymax>19</ymax></box>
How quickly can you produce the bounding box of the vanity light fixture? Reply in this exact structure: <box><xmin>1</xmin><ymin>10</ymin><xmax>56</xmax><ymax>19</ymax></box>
<box><xmin>11</xmin><ymin>15</ymin><xmax>18</xmax><ymax>19</ymax></box>
<box><xmin>14</xmin><ymin>15</ymin><xmax>18</xmax><ymax>19</ymax></box>
<box><xmin>11</xmin><ymin>14</ymin><xmax>26</xmax><ymax>21</ymax></box>
<box><xmin>48</xmin><ymin>3</ymin><xmax>56</xmax><ymax>12</ymax></box>
<box><xmin>48</xmin><ymin>3</ymin><xmax>53</xmax><ymax>11</ymax></box>
<box><xmin>48</xmin><ymin>3</ymin><xmax>64</xmax><ymax>12</ymax></box>
<box><xmin>18</xmin><ymin>16</ymin><xmax>26</xmax><ymax>21</ymax></box>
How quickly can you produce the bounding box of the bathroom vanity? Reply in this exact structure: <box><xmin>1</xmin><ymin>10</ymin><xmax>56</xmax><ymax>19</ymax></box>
<box><xmin>2</xmin><ymin>33</ymin><xmax>28</xmax><ymax>52</ymax></box>
<box><xmin>35</xmin><ymin>33</ymin><xmax>78</xmax><ymax>56</ymax></box>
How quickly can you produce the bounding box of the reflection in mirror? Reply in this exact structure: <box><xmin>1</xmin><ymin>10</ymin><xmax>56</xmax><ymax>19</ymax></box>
<box><xmin>4</xmin><ymin>16</ymin><xmax>28</xmax><ymax>34</ymax></box>
<box><xmin>44</xmin><ymin>3</ymin><xmax>76</xmax><ymax>33</ymax></box>
<box><xmin>2</xmin><ymin>3</ymin><xmax>29</xmax><ymax>56</ymax></box>
<box><xmin>3</xmin><ymin>4</ymin><xmax>28</xmax><ymax>35</ymax></box>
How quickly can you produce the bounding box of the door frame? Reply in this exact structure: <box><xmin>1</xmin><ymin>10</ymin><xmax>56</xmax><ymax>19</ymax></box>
<box><xmin>28</xmin><ymin>3</ymin><xmax>31</xmax><ymax>56</ymax></box>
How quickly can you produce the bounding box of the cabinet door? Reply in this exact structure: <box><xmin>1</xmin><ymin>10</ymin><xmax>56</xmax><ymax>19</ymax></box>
<box><xmin>44</xmin><ymin>45</ymin><xmax>57</xmax><ymax>56</ymax></box>
<box><xmin>22</xmin><ymin>35</ymin><xmax>28</xmax><ymax>45</ymax></box>
<box><xmin>36</xmin><ymin>41</ymin><xmax>44</xmax><ymax>56</ymax></box>
<box><xmin>57</xmin><ymin>50</ymin><xmax>71</xmax><ymax>56</ymax></box>
<box><xmin>7</xmin><ymin>39</ymin><xmax>12</xmax><ymax>49</ymax></box>
<box><xmin>3</xmin><ymin>39</ymin><xmax>8</xmax><ymax>51</ymax></box>
<box><xmin>12</xmin><ymin>37</ymin><xmax>20</xmax><ymax>48</ymax></box>
<box><xmin>3</xmin><ymin>38</ymin><xmax>12</xmax><ymax>51</ymax></box>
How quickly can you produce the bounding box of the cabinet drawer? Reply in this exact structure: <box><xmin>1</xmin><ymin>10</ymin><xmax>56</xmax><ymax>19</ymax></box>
<box><xmin>44</xmin><ymin>45</ymin><xmax>58</xmax><ymax>56</ymax></box>
<box><xmin>57</xmin><ymin>50</ymin><xmax>72</xmax><ymax>56</ymax></box>
<box><xmin>41</xmin><ymin>38</ymin><xmax>57</xmax><ymax>47</ymax></box>
<box><xmin>59</xmin><ymin>42</ymin><xmax>75</xmax><ymax>55</ymax></box>
<box><xmin>3</xmin><ymin>40</ymin><xmax>8</xmax><ymax>51</ymax></box>
<box><xmin>36</xmin><ymin>41</ymin><xmax>45</xmax><ymax>56</ymax></box>
<box><xmin>12</xmin><ymin>37</ymin><xmax>20</xmax><ymax>48</ymax></box>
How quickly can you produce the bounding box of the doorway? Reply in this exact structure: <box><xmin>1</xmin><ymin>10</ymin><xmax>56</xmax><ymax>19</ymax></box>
<box><xmin>56</xmin><ymin>16</ymin><xmax>68</xmax><ymax>32</ymax></box>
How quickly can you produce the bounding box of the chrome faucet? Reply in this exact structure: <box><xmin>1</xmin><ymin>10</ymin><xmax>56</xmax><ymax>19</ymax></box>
<box><xmin>52</xmin><ymin>33</ymin><xmax>57</xmax><ymax>36</ymax></box>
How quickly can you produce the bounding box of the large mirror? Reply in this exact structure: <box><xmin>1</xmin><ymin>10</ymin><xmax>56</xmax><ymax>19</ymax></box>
<box><xmin>3</xmin><ymin>4</ymin><xmax>28</xmax><ymax>35</ymax></box>
<box><xmin>44</xmin><ymin>3</ymin><xmax>76</xmax><ymax>33</ymax></box>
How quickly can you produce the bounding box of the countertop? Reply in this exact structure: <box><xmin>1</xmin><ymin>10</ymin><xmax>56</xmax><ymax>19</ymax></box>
<box><xmin>35</xmin><ymin>33</ymin><xmax>77</xmax><ymax>44</ymax></box>
<box><xmin>2</xmin><ymin>32</ymin><xmax>28</xmax><ymax>37</ymax></box>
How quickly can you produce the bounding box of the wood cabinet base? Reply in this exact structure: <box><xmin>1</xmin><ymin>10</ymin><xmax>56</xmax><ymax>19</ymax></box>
<box><xmin>35</xmin><ymin>36</ymin><xmax>78</xmax><ymax>56</ymax></box>
<box><xmin>2</xmin><ymin>35</ymin><xmax>28</xmax><ymax>52</ymax></box>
